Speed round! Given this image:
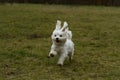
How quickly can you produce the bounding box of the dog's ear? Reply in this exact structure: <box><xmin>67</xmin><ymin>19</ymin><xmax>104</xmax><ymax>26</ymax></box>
<box><xmin>55</xmin><ymin>20</ymin><xmax>61</xmax><ymax>30</ymax></box>
<box><xmin>61</xmin><ymin>21</ymin><xmax>68</xmax><ymax>32</ymax></box>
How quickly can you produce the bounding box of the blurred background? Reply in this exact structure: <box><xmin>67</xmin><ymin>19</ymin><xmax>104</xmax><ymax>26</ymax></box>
<box><xmin>0</xmin><ymin>0</ymin><xmax>120</xmax><ymax>6</ymax></box>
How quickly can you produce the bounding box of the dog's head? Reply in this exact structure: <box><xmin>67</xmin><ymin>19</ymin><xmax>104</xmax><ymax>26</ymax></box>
<box><xmin>52</xmin><ymin>20</ymin><xmax>68</xmax><ymax>44</ymax></box>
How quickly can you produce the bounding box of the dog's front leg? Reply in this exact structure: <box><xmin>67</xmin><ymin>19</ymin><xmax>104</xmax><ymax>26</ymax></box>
<box><xmin>57</xmin><ymin>52</ymin><xmax>67</xmax><ymax>66</ymax></box>
<box><xmin>48</xmin><ymin>50</ymin><xmax>57</xmax><ymax>58</ymax></box>
<box><xmin>48</xmin><ymin>45</ymin><xmax>57</xmax><ymax>58</ymax></box>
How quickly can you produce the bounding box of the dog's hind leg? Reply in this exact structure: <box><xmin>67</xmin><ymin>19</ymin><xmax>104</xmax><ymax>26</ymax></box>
<box><xmin>57</xmin><ymin>53</ymin><xmax>67</xmax><ymax>66</ymax></box>
<box><xmin>68</xmin><ymin>52</ymin><xmax>72</xmax><ymax>63</ymax></box>
<box><xmin>68</xmin><ymin>51</ymin><xmax>74</xmax><ymax>62</ymax></box>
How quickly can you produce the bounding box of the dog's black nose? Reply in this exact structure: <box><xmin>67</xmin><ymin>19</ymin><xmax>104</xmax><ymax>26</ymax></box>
<box><xmin>56</xmin><ymin>38</ymin><xmax>60</xmax><ymax>43</ymax></box>
<box><xmin>56</xmin><ymin>38</ymin><xmax>59</xmax><ymax>40</ymax></box>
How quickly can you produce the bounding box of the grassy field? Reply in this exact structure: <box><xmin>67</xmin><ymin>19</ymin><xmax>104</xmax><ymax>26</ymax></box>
<box><xmin>0</xmin><ymin>4</ymin><xmax>120</xmax><ymax>80</ymax></box>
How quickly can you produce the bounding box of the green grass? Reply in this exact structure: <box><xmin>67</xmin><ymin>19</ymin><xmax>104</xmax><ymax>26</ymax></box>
<box><xmin>0</xmin><ymin>4</ymin><xmax>120</xmax><ymax>80</ymax></box>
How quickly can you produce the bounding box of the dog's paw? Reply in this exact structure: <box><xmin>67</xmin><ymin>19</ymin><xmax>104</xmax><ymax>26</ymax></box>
<box><xmin>57</xmin><ymin>63</ymin><xmax>63</xmax><ymax>67</ymax></box>
<box><xmin>50</xmin><ymin>54</ymin><xmax>54</xmax><ymax>57</ymax></box>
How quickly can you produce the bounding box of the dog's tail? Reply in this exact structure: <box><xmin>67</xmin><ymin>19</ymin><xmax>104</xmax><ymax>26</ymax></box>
<box><xmin>67</xmin><ymin>28</ymin><xmax>72</xmax><ymax>39</ymax></box>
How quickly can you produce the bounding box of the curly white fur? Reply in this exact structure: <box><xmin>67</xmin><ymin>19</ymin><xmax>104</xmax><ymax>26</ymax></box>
<box><xmin>48</xmin><ymin>20</ymin><xmax>74</xmax><ymax>66</ymax></box>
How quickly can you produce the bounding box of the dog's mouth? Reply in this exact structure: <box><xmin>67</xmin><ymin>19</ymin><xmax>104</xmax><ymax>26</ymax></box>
<box><xmin>56</xmin><ymin>38</ymin><xmax>60</xmax><ymax>43</ymax></box>
<box><xmin>56</xmin><ymin>39</ymin><xmax>60</xmax><ymax>43</ymax></box>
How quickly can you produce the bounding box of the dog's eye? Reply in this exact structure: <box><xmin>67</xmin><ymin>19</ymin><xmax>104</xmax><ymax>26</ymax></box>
<box><xmin>60</xmin><ymin>35</ymin><xmax>62</xmax><ymax>37</ymax></box>
<box><xmin>54</xmin><ymin>35</ymin><xmax>56</xmax><ymax>37</ymax></box>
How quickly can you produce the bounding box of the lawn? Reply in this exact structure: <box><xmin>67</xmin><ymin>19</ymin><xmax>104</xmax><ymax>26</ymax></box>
<box><xmin>0</xmin><ymin>4</ymin><xmax>120</xmax><ymax>80</ymax></box>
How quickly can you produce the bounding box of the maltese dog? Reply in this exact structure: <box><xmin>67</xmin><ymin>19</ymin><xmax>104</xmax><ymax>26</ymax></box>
<box><xmin>48</xmin><ymin>20</ymin><xmax>74</xmax><ymax>66</ymax></box>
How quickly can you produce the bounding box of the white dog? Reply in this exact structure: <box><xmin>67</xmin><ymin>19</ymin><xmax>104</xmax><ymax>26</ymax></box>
<box><xmin>48</xmin><ymin>20</ymin><xmax>74</xmax><ymax>66</ymax></box>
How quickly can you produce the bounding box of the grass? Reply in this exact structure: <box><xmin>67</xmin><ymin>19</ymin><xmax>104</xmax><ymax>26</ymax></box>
<box><xmin>0</xmin><ymin>4</ymin><xmax>120</xmax><ymax>80</ymax></box>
